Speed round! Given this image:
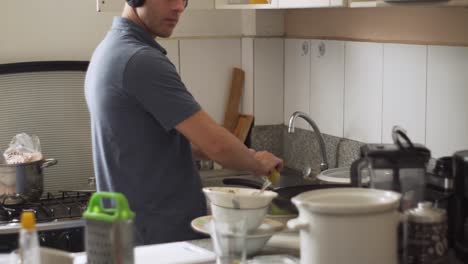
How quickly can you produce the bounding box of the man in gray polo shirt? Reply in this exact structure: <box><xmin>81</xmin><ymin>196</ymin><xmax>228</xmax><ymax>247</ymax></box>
<box><xmin>85</xmin><ymin>0</ymin><xmax>283</xmax><ymax>245</ymax></box>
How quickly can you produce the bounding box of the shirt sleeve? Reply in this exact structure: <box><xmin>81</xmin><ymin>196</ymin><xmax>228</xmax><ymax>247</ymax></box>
<box><xmin>123</xmin><ymin>47</ymin><xmax>201</xmax><ymax>131</ymax></box>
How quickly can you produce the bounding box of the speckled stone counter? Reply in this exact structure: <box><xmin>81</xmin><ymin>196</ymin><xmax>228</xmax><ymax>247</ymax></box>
<box><xmin>251</xmin><ymin>125</ymin><xmax>364</xmax><ymax>175</ymax></box>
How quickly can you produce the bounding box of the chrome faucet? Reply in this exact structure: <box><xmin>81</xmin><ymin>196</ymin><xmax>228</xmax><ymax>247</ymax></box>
<box><xmin>288</xmin><ymin>111</ymin><xmax>329</xmax><ymax>172</ymax></box>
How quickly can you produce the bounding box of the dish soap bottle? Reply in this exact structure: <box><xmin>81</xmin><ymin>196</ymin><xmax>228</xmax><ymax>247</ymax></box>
<box><xmin>19</xmin><ymin>211</ymin><xmax>40</xmax><ymax>264</ymax></box>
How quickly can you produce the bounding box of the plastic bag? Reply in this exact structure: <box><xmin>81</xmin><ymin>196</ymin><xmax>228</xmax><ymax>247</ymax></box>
<box><xmin>3</xmin><ymin>133</ymin><xmax>43</xmax><ymax>164</ymax></box>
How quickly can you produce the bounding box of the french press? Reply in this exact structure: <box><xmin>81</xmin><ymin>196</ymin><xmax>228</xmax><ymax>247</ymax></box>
<box><xmin>350</xmin><ymin>127</ymin><xmax>431</xmax><ymax>210</ymax></box>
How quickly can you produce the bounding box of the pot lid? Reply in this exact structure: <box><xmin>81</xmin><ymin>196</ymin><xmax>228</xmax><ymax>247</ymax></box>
<box><xmin>291</xmin><ymin>188</ymin><xmax>401</xmax><ymax>215</ymax></box>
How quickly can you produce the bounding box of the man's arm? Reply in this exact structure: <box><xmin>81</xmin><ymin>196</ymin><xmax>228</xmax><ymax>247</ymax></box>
<box><xmin>176</xmin><ymin>110</ymin><xmax>282</xmax><ymax>176</ymax></box>
<box><xmin>191</xmin><ymin>144</ymin><xmax>209</xmax><ymax>161</ymax></box>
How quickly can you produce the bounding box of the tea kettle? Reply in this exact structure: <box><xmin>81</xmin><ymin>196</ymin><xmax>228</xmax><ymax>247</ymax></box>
<box><xmin>350</xmin><ymin>127</ymin><xmax>431</xmax><ymax>210</ymax></box>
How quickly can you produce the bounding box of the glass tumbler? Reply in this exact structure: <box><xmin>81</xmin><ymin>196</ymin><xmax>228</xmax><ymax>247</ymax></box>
<box><xmin>210</xmin><ymin>217</ymin><xmax>248</xmax><ymax>264</ymax></box>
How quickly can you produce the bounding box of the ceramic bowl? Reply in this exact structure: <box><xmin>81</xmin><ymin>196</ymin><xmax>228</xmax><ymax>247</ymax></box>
<box><xmin>202</xmin><ymin>187</ymin><xmax>277</xmax><ymax>209</ymax></box>
<box><xmin>210</xmin><ymin>203</ymin><xmax>269</xmax><ymax>232</ymax></box>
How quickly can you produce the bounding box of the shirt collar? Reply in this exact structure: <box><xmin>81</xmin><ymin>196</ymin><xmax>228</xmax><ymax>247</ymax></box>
<box><xmin>111</xmin><ymin>16</ymin><xmax>167</xmax><ymax>55</ymax></box>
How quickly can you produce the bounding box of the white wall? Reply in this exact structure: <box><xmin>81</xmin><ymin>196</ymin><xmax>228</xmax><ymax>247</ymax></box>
<box><xmin>1</xmin><ymin>0</ymin><xmax>245</xmax><ymax>63</ymax></box>
<box><xmin>279</xmin><ymin>38</ymin><xmax>468</xmax><ymax>158</ymax></box>
<box><xmin>2</xmin><ymin>0</ymin><xmax>114</xmax><ymax>63</ymax></box>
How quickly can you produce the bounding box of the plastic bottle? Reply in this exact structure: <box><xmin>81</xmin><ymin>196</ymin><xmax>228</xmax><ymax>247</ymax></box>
<box><xmin>18</xmin><ymin>211</ymin><xmax>40</xmax><ymax>264</ymax></box>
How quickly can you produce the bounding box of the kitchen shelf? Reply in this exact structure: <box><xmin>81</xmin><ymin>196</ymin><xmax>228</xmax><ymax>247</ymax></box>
<box><xmin>215</xmin><ymin>0</ymin><xmax>279</xmax><ymax>9</ymax></box>
<box><xmin>348</xmin><ymin>0</ymin><xmax>377</xmax><ymax>7</ymax></box>
<box><xmin>376</xmin><ymin>0</ymin><xmax>468</xmax><ymax>7</ymax></box>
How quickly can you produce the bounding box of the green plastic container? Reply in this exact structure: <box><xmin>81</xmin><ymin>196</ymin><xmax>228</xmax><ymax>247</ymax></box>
<box><xmin>83</xmin><ymin>192</ymin><xmax>135</xmax><ymax>264</ymax></box>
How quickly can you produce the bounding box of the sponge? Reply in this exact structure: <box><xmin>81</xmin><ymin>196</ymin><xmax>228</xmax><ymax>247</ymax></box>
<box><xmin>268</xmin><ymin>168</ymin><xmax>280</xmax><ymax>185</ymax></box>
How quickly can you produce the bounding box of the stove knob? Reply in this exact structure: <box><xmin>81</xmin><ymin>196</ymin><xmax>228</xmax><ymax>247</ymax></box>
<box><xmin>39</xmin><ymin>233</ymin><xmax>47</xmax><ymax>245</ymax></box>
<box><xmin>57</xmin><ymin>232</ymin><xmax>72</xmax><ymax>251</ymax></box>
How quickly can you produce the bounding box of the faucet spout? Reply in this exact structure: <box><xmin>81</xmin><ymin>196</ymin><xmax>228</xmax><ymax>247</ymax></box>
<box><xmin>288</xmin><ymin>111</ymin><xmax>329</xmax><ymax>171</ymax></box>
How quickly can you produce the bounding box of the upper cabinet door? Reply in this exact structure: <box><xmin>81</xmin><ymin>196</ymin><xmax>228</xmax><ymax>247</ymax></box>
<box><xmin>382</xmin><ymin>43</ymin><xmax>427</xmax><ymax>145</ymax></box>
<box><xmin>310</xmin><ymin>40</ymin><xmax>345</xmax><ymax>138</ymax></box>
<box><xmin>344</xmin><ymin>41</ymin><xmax>384</xmax><ymax>143</ymax></box>
<box><xmin>254</xmin><ymin>38</ymin><xmax>284</xmax><ymax>125</ymax></box>
<box><xmin>215</xmin><ymin>0</ymin><xmax>279</xmax><ymax>9</ymax></box>
<box><xmin>426</xmin><ymin>46</ymin><xmax>468</xmax><ymax>158</ymax></box>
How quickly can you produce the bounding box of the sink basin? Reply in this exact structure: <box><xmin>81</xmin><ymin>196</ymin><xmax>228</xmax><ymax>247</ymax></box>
<box><xmin>317</xmin><ymin>167</ymin><xmax>370</xmax><ymax>184</ymax></box>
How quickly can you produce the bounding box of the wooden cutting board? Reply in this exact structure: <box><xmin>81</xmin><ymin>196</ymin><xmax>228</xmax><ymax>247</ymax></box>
<box><xmin>233</xmin><ymin>114</ymin><xmax>254</xmax><ymax>144</ymax></box>
<box><xmin>223</xmin><ymin>68</ymin><xmax>245</xmax><ymax>134</ymax></box>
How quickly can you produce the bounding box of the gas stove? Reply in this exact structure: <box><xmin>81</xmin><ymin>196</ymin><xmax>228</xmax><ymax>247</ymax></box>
<box><xmin>0</xmin><ymin>191</ymin><xmax>92</xmax><ymax>253</ymax></box>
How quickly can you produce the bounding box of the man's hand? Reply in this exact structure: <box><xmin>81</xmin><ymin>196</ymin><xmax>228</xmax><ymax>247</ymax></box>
<box><xmin>252</xmin><ymin>150</ymin><xmax>283</xmax><ymax>176</ymax></box>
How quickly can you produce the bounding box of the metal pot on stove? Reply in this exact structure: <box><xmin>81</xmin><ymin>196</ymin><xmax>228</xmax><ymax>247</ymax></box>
<box><xmin>0</xmin><ymin>158</ymin><xmax>57</xmax><ymax>205</ymax></box>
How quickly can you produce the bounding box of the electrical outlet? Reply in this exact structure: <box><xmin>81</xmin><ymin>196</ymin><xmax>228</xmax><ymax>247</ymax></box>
<box><xmin>96</xmin><ymin>0</ymin><xmax>124</xmax><ymax>12</ymax></box>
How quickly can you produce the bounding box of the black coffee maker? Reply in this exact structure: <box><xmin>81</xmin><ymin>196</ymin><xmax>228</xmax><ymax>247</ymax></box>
<box><xmin>452</xmin><ymin>150</ymin><xmax>468</xmax><ymax>261</ymax></box>
<box><xmin>350</xmin><ymin>127</ymin><xmax>431</xmax><ymax>210</ymax></box>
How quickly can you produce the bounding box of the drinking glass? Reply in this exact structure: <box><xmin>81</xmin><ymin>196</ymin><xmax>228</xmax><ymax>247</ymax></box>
<box><xmin>210</xmin><ymin>216</ymin><xmax>248</xmax><ymax>264</ymax></box>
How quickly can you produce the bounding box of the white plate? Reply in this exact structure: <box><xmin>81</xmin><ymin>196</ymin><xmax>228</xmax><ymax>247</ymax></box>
<box><xmin>191</xmin><ymin>215</ymin><xmax>284</xmax><ymax>237</ymax></box>
<box><xmin>191</xmin><ymin>215</ymin><xmax>285</xmax><ymax>256</ymax></box>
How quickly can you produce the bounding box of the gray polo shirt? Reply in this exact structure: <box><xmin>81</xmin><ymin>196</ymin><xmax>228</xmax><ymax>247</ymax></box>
<box><xmin>85</xmin><ymin>17</ymin><xmax>206</xmax><ymax>244</ymax></box>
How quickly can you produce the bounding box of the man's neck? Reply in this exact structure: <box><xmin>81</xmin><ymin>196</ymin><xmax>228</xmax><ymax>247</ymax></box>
<box><xmin>121</xmin><ymin>6</ymin><xmax>156</xmax><ymax>38</ymax></box>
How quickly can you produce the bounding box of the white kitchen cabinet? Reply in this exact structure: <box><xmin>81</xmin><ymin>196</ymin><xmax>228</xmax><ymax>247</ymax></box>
<box><xmin>382</xmin><ymin>43</ymin><xmax>426</xmax><ymax>145</ymax></box>
<box><xmin>179</xmin><ymin>38</ymin><xmax>242</xmax><ymax>124</ymax></box>
<box><xmin>241</xmin><ymin>38</ymin><xmax>255</xmax><ymax>115</ymax></box>
<box><xmin>216</xmin><ymin>0</ymin><xmax>279</xmax><ymax>9</ymax></box>
<box><xmin>158</xmin><ymin>39</ymin><xmax>180</xmax><ymax>73</ymax></box>
<box><xmin>426</xmin><ymin>46</ymin><xmax>468</xmax><ymax>158</ymax></box>
<box><xmin>310</xmin><ymin>40</ymin><xmax>345</xmax><ymax>138</ymax></box>
<box><xmin>279</xmin><ymin>0</ymin><xmax>346</xmax><ymax>8</ymax></box>
<box><xmin>284</xmin><ymin>39</ymin><xmax>311</xmax><ymax>130</ymax></box>
<box><xmin>254</xmin><ymin>38</ymin><xmax>284</xmax><ymax>125</ymax></box>
<box><xmin>347</xmin><ymin>0</ymin><xmax>377</xmax><ymax>7</ymax></box>
<box><xmin>344</xmin><ymin>41</ymin><xmax>383</xmax><ymax>143</ymax></box>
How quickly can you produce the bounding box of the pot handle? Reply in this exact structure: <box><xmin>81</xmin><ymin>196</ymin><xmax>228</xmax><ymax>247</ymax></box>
<box><xmin>222</xmin><ymin>178</ymin><xmax>268</xmax><ymax>190</ymax></box>
<box><xmin>287</xmin><ymin>218</ymin><xmax>310</xmax><ymax>232</ymax></box>
<box><xmin>41</xmin><ymin>158</ymin><xmax>58</xmax><ymax>169</ymax></box>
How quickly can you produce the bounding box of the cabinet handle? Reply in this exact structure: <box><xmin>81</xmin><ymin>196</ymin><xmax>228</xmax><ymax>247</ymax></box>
<box><xmin>301</xmin><ymin>41</ymin><xmax>309</xmax><ymax>56</ymax></box>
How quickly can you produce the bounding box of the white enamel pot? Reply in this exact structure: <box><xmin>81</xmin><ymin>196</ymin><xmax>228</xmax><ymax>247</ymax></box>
<box><xmin>287</xmin><ymin>188</ymin><xmax>401</xmax><ymax>264</ymax></box>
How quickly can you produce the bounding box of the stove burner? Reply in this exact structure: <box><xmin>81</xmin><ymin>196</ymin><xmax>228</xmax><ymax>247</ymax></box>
<box><xmin>0</xmin><ymin>191</ymin><xmax>92</xmax><ymax>224</ymax></box>
<box><xmin>0</xmin><ymin>209</ymin><xmax>10</xmax><ymax>223</ymax></box>
<box><xmin>0</xmin><ymin>190</ymin><xmax>92</xmax><ymax>254</ymax></box>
